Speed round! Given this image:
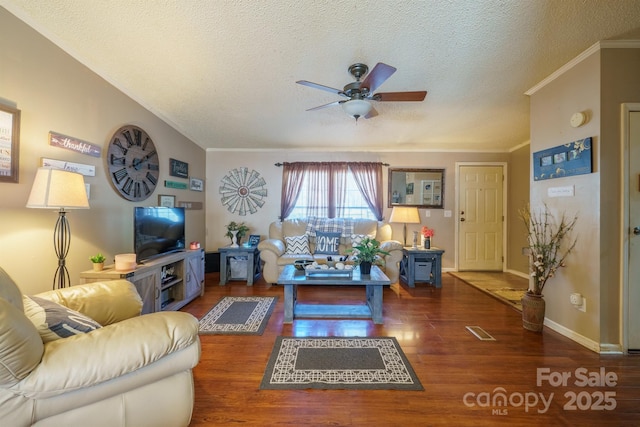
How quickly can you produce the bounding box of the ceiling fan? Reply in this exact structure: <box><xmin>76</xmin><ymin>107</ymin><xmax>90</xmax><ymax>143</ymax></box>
<box><xmin>296</xmin><ymin>62</ymin><xmax>427</xmax><ymax>121</ymax></box>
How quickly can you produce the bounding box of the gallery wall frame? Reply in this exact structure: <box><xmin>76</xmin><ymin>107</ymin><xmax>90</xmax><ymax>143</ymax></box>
<box><xmin>0</xmin><ymin>104</ymin><xmax>20</xmax><ymax>183</ymax></box>
<box><xmin>533</xmin><ymin>137</ymin><xmax>593</xmax><ymax>181</ymax></box>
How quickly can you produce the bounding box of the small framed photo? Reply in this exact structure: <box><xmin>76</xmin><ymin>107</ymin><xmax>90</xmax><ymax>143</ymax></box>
<box><xmin>0</xmin><ymin>104</ymin><xmax>20</xmax><ymax>183</ymax></box>
<box><xmin>247</xmin><ymin>234</ymin><xmax>261</xmax><ymax>247</ymax></box>
<box><xmin>540</xmin><ymin>155</ymin><xmax>553</xmax><ymax>166</ymax></box>
<box><xmin>553</xmin><ymin>152</ymin><xmax>567</xmax><ymax>164</ymax></box>
<box><xmin>158</xmin><ymin>194</ymin><xmax>176</xmax><ymax>207</ymax></box>
<box><xmin>190</xmin><ymin>177</ymin><xmax>204</xmax><ymax>191</ymax></box>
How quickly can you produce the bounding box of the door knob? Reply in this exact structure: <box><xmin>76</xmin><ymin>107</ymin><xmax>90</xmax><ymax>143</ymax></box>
<box><xmin>634</xmin><ymin>227</ymin><xmax>640</xmax><ymax>235</ymax></box>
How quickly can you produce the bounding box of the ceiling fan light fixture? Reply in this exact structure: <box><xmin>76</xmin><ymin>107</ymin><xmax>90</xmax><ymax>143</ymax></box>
<box><xmin>342</xmin><ymin>99</ymin><xmax>372</xmax><ymax>121</ymax></box>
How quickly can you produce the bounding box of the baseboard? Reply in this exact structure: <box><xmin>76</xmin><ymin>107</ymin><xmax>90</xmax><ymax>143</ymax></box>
<box><xmin>543</xmin><ymin>318</ymin><xmax>602</xmax><ymax>353</ymax></box>
<box><xmin>504</xmin><ymin>269</ymin><xmax>529</xmax><ymax>280</ymax></box>
<box><xmin>599</xmin><ymin>343</ymin><xmax>624</xmax><ymax>354</ymax></box>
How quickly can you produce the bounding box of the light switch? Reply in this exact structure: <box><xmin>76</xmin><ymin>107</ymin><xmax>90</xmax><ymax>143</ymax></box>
<box><xmin>425</xmin><ymin>210</ymin><xmax>431</xmax><ymax>217</ymax></box>
<box><xmin>444</xmin><ymin>210</ymin><xmax>452</xmax><ymax>218</ymax></box>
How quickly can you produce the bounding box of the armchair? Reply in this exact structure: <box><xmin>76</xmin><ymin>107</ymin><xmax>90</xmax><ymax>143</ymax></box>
<box><xmin>0</xmin><ymin>267</ymin><xmax>201</xmax><ymax>427</ymax></box>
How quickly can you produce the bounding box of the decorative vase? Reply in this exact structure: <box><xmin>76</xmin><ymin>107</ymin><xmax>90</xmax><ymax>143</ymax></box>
<box><xmin>230</xmin><ymin>230</ymin><xmax>239</xmax><ymax>248</ymax></box>
<box><xmin>424</xmin><ymin>237</ymin><xmax>431</xmax><ymax>249</ymax></box>
<box><xmin>359</xmin><ymin>261</ymin><xmax>372</xmax><ymax>275</ymax></box>
<box><xmin>521</xmin><ymin>293</ymin><xmax>545</xmax><ymax>332</ymax></box>
<box><xmin>92</xmin><ymin>262</ymin><xmax>104</xmax><ymax>272</ymax></box>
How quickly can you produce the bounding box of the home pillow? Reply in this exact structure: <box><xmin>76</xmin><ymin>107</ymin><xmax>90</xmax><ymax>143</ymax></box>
<box><xmin>22</xmin><ymin>295</ymin><xmax>102</xmax><ymax>343</ymax></box>
<box><xmin>314</xmin><ymin>231</ymin><xmax>341</xmax><ymax>255</ymax></box>
<box><xmin>284</xmin><ymin>235</ymin><xmax>311</xmax><ymax>255</ymax></box>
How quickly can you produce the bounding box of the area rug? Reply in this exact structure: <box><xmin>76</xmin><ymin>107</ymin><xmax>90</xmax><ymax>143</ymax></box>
<box><xmin>449</xmin><ymin>272</ymin><xmax>528</xmax><ymax>311</ymax></box>
<box><xmin>260</xmin><ymin>337</ymin><xmax>423</xmax><ymax>390</ymax></box>
<box><xmin>198</xmin><ymin>296</ymin><xmax>277</xmax><ymax>335</ymax></box>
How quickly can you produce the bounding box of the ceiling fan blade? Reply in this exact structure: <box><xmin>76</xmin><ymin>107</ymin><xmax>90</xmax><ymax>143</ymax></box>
<box><xmin>296</xmin><ymin>80</ymin><xmax>344</xmax><ymax>95</ymax></box>
<box><xmin>359</xmin><ymin>62</ymin><xmax>396</xmax><ymax>93</ymax></box>
<box><xmin>306</xmin><ymin>100</ymin><xmax>343</xmax><ymax>111</ymax></box>
<box><xmin>374</xmin><ymin>91</ymin><xmax>427</xmax><ymax>102</ymax></box>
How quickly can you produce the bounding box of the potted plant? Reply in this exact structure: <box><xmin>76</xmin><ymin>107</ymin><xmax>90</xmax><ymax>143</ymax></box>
<box><xmin>421</xmin><ymin>226</ymin><xmax>434</xmax><ymax>249</ymax></box>
<box><xmin>89</xmin><ymin>253</ymin><xmax>106</xmax><ymax>271</ymax></box>
<box><xmin>225</xmin><ymin>221</ymin><xmax>249</xmax><ymax>248</ymax></box>
<box><xmin>346</xmin><ymin>236</ymin><xmax>390</xmax><ymax>275</ymax></box>
<box><xmin>519</xmin><ymin>204</ymin><xmax>578</xmax><ymax>332</ymax></box>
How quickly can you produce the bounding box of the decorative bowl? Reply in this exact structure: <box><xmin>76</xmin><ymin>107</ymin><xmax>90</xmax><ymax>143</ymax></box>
<box><xmin>294</xmin><ymin>259</ymin><xmax>313</xmax><ymax>271</ymax></box>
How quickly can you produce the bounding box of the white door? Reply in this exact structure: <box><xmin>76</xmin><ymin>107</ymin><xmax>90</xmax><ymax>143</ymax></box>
<box><xmin>458</xmin><ymin>165</ymin><xmax>504</xmax><ymax>271</ymax></box>
<box><xmin>628</xmin><ymin>111</ymin><xmax>640</xmax><ymax>350</ymax></box>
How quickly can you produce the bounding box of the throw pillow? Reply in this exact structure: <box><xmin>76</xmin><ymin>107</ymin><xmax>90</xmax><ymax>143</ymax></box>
<box><xmin>314</xmin><ymin>231</ymin><xmax>341</xmax><ymax>255</ymax></box>
<box><xmin>284</xmin><ymin>235</ymin><xmax>311</xmax><ymax>255</ymax></box>
<box><xmin>23</xmin><ymin>295</ymin><xmax>102</xmax><ymax>343</ymax></box>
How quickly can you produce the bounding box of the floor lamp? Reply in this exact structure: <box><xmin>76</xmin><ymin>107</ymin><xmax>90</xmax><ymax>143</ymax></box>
<box><xmin>27</xmin><ymin>168</ymin><xmax>90</xmax><ymax>289</ymax></box>
<box><xmin>389</xmin><ymin>206</ymin><xmax>421</xmax><ymax>247</ymax></box>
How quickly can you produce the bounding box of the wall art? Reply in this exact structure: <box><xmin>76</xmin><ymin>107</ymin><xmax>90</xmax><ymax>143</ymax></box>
<box><xmin>170</xmin><ymin>158</ymin><xmax>189</xmax><ymax>178</ymax></box>
<box><xmin>177</xmin><ymin>201</ymin><xmax>203</xmax><ymax>210</ymax></box>
<box><xmin>190</xmin><ymin>177</ymin><xmax>204</xmax><ymax>191</ymax></box>
<box><xmin>0</xmin><ymin>104</ymin><xmax>20</xmax><ymax>183</ymax></box>
<box><xmin>49</xmin><ymin>131</ymin><xmax>101</xmax><ymax>157</ymax></box>
<box><xmin>41</xmin><ymin>157</ymin><xmax>96</xmax><ymax>176</ymax></box>
<box><xmin>533</xmin><ymin>137</ymin><xmax>592</xmax><ymax>181</ymax></box>
<box><xmin>158</xmin><ymin>194</ymin><xmax>175</xmax><ymax>207</ymax></box>
<box><xmin>219</xmin><ymin>167</ymin><xmax>268</xmax><ymax>215</ymax></box>
<box><xmin>165</xmin><ymin>180</ymin><xmax>188</xmax><ymax>189</ymax></box>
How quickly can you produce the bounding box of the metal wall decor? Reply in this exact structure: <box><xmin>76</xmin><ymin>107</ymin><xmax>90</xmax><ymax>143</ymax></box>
<box><xmin>219</xmin><ymin>167</ymin><xmax>267</xmax><ymax>215</ymax></box>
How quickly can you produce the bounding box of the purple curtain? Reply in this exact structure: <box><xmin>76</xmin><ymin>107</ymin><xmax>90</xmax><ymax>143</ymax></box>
<box><xmin>349</xmin><ymin>162</ymin><xmax>383</xmax><ymax>220</ymax></box>
<box><xmin>280</xmin><ymin>162</ymin><xmax>306</xmax><ymax>219</ymax></box>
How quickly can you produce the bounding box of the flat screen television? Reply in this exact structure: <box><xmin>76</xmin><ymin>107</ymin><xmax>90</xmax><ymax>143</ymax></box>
<box><xmin>134</xmin><ymin>207</ymin><xmax>186</xmax><ymax>263</ymax></box>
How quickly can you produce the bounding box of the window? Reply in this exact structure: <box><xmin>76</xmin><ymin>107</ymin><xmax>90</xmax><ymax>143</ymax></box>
<box><xmin>280</xmin><ymin>162</ymin><xmax>384</xmax><ymax>220</ymax></box>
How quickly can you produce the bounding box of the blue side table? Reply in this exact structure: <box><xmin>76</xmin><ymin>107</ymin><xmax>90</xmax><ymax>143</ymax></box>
<box><xmin>399</xmin><ymin>247</ymin><xmax>445</xmax><ymax>288</ymax></box>
<box><xmin>218</xmin><ymin>246</ymin><xmax>261</xmax><ymax>286</ymax></box>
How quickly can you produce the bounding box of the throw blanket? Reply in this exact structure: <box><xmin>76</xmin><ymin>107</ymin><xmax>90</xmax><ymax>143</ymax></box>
<box><xmin>305</xmin><ymin>217</ymin><xmax>355</xmax><ymax>241</ymax></box>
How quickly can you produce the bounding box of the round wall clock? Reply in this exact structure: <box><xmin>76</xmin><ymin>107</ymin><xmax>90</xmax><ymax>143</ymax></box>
<box><xmin>219</xmin><ymin>167</ymin><xmax>268</xmax><ymax>215</ymax></box>
<box><xmin>106</xmin><ymin>125</ymin><xmax>159</xmax><ymax>201</ymax></box>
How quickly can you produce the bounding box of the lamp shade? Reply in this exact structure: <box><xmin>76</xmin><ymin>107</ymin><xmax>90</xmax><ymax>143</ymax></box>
<box><xmin>389</xmin><ymin>206</ymin><xmax>420</xmax><ymax>224</ymax></box>
<box><xmin>342</xmin><ymin>99</ymin><xmax>372</xmax><ymax>119</ymax></box>
<box><xmin>26</xmin><ymin>168</ymin><xmax>89</xmax><ymax>209</ymax></box>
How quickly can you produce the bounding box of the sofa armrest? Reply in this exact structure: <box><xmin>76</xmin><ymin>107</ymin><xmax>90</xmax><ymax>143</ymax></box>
<box><xmin>34</xmin><ymin>280</ymin><xmax>143</xmax><ymax>325</ymax></box>
<box><xmin>379</xmin><ymin>240</ymin><xmax>403</xmax><ymax>253</ymax></box>
<box><xmin>12</xmin><ymin>311</ymin><xmax>199</xmax><ymax>399</ymax></box>
<box><xmin>258</xmin><ymin>238</ymin><xmax>285</xmax><ymax>257</ymax></box>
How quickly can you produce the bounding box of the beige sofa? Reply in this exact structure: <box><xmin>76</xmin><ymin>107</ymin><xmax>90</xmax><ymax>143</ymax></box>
<box><xmin>0</xmin><ymin>267</ymin><xmax>200</xmax><ymax>427</ymax></box>
<box><xmin>258</xmin><ymin>218</ymin><xmax>403</xmax><ymax>283</ymax></box>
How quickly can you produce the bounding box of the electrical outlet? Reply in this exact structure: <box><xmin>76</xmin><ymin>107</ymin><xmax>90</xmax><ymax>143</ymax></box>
<box><xmin>570</xmin><ymin>293</ymin><xmax>582</xmax><ymax>305</ymax></box>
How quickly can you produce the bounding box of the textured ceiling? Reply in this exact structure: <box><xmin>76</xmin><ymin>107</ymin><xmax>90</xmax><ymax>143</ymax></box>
<box><xmin>3</xmin><ymin>0</ymin><xmax>640</xmax><ymax>152</ymax></box>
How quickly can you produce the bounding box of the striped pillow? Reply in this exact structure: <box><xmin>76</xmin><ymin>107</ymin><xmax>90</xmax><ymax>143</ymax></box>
<box><xmin>285</xmin><ymin>235</ymin><xmax>311</xmax><ymax>255</ymax></box>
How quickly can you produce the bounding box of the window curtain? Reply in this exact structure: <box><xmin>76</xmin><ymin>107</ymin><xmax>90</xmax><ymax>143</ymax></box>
<box><xmin>349</xmin><ymin>162</ymin><xmax>384</xmax><ymax>220</ymax></box>
<box><xmin>281</xmin><ymin>161</ymin><xmax>383</xmax><ymax>219</ymax></box>
<box><xmin>280</xmin><ymin>162</ymin><xmax>306</xmax><ymax>219</ymax></box>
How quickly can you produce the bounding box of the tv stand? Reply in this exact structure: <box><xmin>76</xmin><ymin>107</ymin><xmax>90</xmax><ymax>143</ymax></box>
<box><xmin>79</xmin><ymin>249</ymin><xmax>204</xmax><ymax>314</ymax></box>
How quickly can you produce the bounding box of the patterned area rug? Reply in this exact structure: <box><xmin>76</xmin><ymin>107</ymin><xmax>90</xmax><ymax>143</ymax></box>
<box><xmin>260</xmin><ymin>337</ymin><xmax>423</xmax><ymax>390</ymax></box>
<box><xmin>199</xmin><ymin>296</ymin><xmax>277</xmax><ymax>335</ymax></box>
<box><xmin>449</xmin><ymin>272</ymin><xmax>528</xmax><ymax>311</ymax></box>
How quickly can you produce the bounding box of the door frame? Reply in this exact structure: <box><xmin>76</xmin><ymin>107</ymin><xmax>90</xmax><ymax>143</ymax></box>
<box><xmin>621</xmin><ymin>103</ymin><xmax>640</xmax><ymax>353</ymax></box>
<box><xmin>454</xmin><ymin>162</ymin><xmax>508</xmax><ymax>271</ymax></box>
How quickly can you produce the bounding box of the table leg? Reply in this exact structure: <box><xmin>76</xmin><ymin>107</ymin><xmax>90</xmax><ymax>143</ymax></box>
<box><xmin>246</xmin><ymin>252</ymin><xmax>254</xmax><ymax>286</ymax></box>
<box><xmin>219</xmin><ymin>252</ymin><xmax>228</xmax><ymax>285</ymax></box>
<box><xmin>284</xmin><ymin>284</ymin><xmax>295</xmax><ymax>323</ymax></box>
<box><xmin>367</xmin><ymin>284</ymin><xmax>383</xmax><ymax>324</ymax></box>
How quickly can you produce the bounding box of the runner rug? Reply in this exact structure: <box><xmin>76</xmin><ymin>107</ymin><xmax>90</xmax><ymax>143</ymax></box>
<box><xmin>260</xmin><ymin>337</ymin><xmax>423</xmax><ymax>390</ymax></box>
<box><xmin>198</xmin><ymin>296</ymin><xmax>277</xmax><ymax>335</ymax></box>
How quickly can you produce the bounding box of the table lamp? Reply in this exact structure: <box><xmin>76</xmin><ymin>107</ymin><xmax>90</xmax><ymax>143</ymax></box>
<box><xmin>389</xmin><ymin>206</ymin><xmax>420</xmax><ymax>247</ymax></box>
<box><xmin>26</xmin><ymin>167</ymin><xmax>90</xmax><ymax>289</ymax></box>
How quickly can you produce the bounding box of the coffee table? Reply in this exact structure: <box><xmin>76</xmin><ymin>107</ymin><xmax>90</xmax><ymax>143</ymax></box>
<box><xmin>277</xmin><ymin>264</ymin><xmax>390</xmax><ymax>324</ymax></box>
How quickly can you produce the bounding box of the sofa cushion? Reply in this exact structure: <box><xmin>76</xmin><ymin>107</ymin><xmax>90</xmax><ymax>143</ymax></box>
<box><xmin>314</xmin><ymin>231</ymin><xmax>341</xmax><ymax>255</ymax></box>
<box><xmin>23</xmin><ymin>295</ymin><xmax>102</xmax><ymax>343</ymax></box>
<box><xmin>284</xmin><ymin>235</ymin><xmax>311</xmax><ymax>255</ymax></box>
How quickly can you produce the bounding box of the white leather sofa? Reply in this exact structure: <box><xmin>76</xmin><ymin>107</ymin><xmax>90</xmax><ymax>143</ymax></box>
<box><xmin>0</xmin><ymin>267</ymin><xmax>201</xmax><ymax>427</ymax></box>
<box><xmin>258</xmin><ymin>217</ymin><xmax>403</xmax><ymax>284</ymax></box>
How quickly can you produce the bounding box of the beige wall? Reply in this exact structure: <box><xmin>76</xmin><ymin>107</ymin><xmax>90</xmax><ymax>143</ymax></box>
<box><xmin>529</xmin><ymin>45</ymin><xmax>640</xmax><ymax>350</ymax></box>
<box><xmin>0</xmin><ymin>9</ymin><xmax>206</xmax><ymax>294</ymax></box>
<box><xmin>206</xmin><ymin>150</ymin><xmax>515</xmax><ymax>271</ymax></box>
<box><xmin>507</xmin><ymin>143</ymin><xmax>530</xmax><ymax>274</ymax></box>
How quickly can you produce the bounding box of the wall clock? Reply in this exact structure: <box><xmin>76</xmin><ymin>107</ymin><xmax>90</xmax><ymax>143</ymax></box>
<box><xmin>219</xmin><ymin>167</ymin><xmax>267</xmax><ymax>215</ymax></box>
<box><xmin>106</xmin><ymin>125</ymin><xmax>159</xmax><ymax>201</ymax></box>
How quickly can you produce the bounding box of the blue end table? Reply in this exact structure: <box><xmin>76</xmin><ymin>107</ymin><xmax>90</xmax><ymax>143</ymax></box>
<box><xmin>399</xmin><ymin>247</ymin><xmax>445</xmax><ymax>288</ymax></box>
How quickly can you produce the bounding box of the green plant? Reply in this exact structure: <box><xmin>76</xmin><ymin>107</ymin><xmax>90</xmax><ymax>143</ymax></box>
<box><xmin>519</xmin><ymin>204</ymin><xmax>578</xmax><ymax>295</ymax></box>
<box><xmin>225</xmin><ymin>221</ymin><xmax>249</xmax><ymax>240</ymax></box>
<box><xmin>346</xmin><ymin>237</ymin><xmax>390</xmax><ymax>266</ymax></box>
<box><xmin>89</xmin><ymin>253</ymin><xmax>106</xmax><ymax>263</ymax></box>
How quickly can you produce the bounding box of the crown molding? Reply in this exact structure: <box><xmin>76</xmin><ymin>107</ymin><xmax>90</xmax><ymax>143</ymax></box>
<box><xmin>525</xmin><ymin>40</ymin><xmax>640</xmax><ymax>96</ymax></box>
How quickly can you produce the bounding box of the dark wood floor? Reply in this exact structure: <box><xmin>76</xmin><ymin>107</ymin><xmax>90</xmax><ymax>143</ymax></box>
<box><xmin>181</xmin><ymin>272</ymin><xmax>640</xmax><ymax>426</ymax></box>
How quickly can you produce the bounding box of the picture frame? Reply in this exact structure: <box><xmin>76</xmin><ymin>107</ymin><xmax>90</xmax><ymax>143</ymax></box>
<box><xmin>158</xmin><ymin>194</ymin><xmax>176</xmax><ymax>208</ymax></box>
<box><xmin>169</xmin><ymin>158</ymin><xmax>189</xmax><ymax>178</ymax></box>
<box><xmin>0</xmin><ymin>104</ymin><xmax>21</xmax><ymax>183</ymax></box>
<box><xmin>247</xmin><ymin>234</ymin><xmax>261</xmax><ymax>247</ymax></box>
<box><xmin>190</xmin><ymin>177</ymin><xmax>204</xmax><ymax>191</ymax></box>
<box><xmin>533</xmin><ymin>137</ymin><xmax>593</xmax><ymax>181</ymax></box>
